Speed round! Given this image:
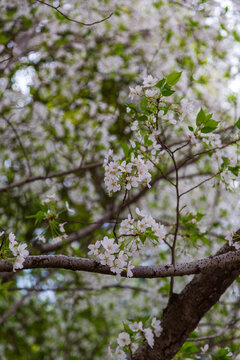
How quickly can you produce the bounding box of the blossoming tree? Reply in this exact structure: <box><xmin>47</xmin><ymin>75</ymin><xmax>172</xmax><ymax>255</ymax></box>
<box><xmin>0</xmin><ymin>0</ymin><xmax>240</xmax><ymax>359</ymax></box>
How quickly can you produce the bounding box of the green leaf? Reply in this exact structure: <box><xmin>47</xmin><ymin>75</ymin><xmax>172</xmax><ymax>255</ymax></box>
<box><xmin>139</xmin><ymin>234</ymin><xmax>146</xmax><ymax>243</ymax></box>
<box><xmin>188</xmin><ymin>126</ymin><xmax>194</xmax><ymax>132</ymax></box>
<box><xmin>233</xmin><ymin>29</ymin><xmax>240</xmax><ymax>42</ymax></box>
<box><xmin>228</xmin><ymin>166</ymin><xmax>240</xmax><ymax>177</ymax></box>
<box><xmin>235</xmin><ymin>117</ymin><xmax>240</xmax><ymax>129</ymax></box>
<box><xmin>196</xmin><ymin>108</ymin><xmax>219</xmax><ymax>132</ymax></box>
<box><xmin>126</xmin><ymin>103</ymin><xmax>138</xmax><ymax>113</ymax></box>
<box><xmin>144</xmin><ymin>135</ymin><xmax>153</xmax><ymax>146</ymax></box>
<box><xmin>201</xmin><ymin>119</ymin><xmax>219</xmax><ymax>133</ymax></box>
<box><xmin>155</xmin><ymin>78</ymin><xmax>166</xmax><ymax>90</ymax></box>
<box><xmin>161</xmin><ymin>87</ymin><xmax>175</xmax><ymax>97</ymax></box>
<box><xmin>196</xmin><ymin>107</ymin><xmax>206</xmax><ymax>126</ymax></box>
<box><xmin>0</xmin><ymin>33</ymin><xmax>9</xmax><ymax>44</ymax></box>
<box><xmin>140</xmin><ymin>97</ymin><xmax>148</xmax><ymax>111</ymax></box>
<box><xmin>166</xmin><ymin>71</ymin><xmax>182</xmax><ymax>86</ymax></box>
<box><xmin>221</xmin><ymin>156</ymin><xmax>229</xmax><ymax>168</ymax></box>
<box><xmin>122</xmin><ymin>322</ymin><xmax>134</xmax><ymax>335</ymax></box>
<box><xmin>196</xmin><ymin>212</ymin><xmax>205</xmax><ymax>221</ymax></box>
<box><xmin>138</xmin><ymin>115</ymin><xmax>148</xmax><ymax>121</ymax></box>
<box><xmin>122</xmin><ymin>143</ymin><xmax>130</xmax><ymax>157</ymax></box>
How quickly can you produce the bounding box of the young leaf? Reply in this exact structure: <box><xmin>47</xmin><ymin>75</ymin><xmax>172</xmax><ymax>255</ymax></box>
<box><xmin>155</xmin><ymin>78</ymin><xmax>166</xmax><ymax>90</ymax></box>
<box><xmin>166</xmin><ymin>71</ymin><xmax>182</xmax><ymax>86</ymax></box>
<box><xmin>235</xmin><ymin>117</ymin><xmax>240</xmax><ymax>129</ymax></box>
<box><xmin>201</xmin><ymin>120</ymin><xmax>219</xmax><ymax>133</ymax></box>
<box><xmin>196</xmin><ymin>107</ymin><xmax>206</xmax><ymax>126</ymax></box>
<box><xmin>122</xmin><ymin>143</ymin><xmax>130</xmax><ymax>157</ymax></box>
<box><xmin>140</xmin><ymin>97</ymin><xmax>148</xmax><ymax>111</ymax></box>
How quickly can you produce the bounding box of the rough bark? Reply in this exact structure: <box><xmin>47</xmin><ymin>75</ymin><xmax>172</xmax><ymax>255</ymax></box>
<box><xmin>1</xmin><ymin>249</ymin><xmax>240</xmax><ymax>278</ymax></box>
<box><xmin>132</xmin><ymin>238</ymin><xmax>240</xmax><ymax>359</ymax></box>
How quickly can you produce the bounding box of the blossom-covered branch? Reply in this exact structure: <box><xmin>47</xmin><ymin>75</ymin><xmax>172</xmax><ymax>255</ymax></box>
<box><xmin>1</xmin><ymin>248</ymin><xmax>240</xmax><ymax>277</ymax></box>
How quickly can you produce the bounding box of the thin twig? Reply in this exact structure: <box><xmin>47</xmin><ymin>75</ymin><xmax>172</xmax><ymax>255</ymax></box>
<box><xmin>36</xmin><ymin>0</ymin><xmax>113</xmax><ymax>27</ymax></box>
<box><xmin>7</xmin><ymin>283</ymin><xmax>148</xmax><ymax>293</ymax></box>
<box><xmin>113</xmin><ymin>189</ymin><xmax>128</xmax><ymax>240</ymax></box>
<box><xmin>169</xmin><ymin>153</ymin><xmax>180</xmax><ymax>299</ymax></box>
<box><xmin>0</xmin><ymin>161</ymin><xmax>103</xmax><ymax>192</ymax></box>
<box><xmin>3</xmin><ymin>116</ymin><xmax>32</xmax><ymax>176</ymax></box>
<box><xmin>180</xmin><ymin>172</ymin><xmax>221</xmax><ymax>197</ymax></box>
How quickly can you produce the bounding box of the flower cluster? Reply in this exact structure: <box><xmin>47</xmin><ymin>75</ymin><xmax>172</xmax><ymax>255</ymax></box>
<box><xmin>88</xmin><ymin>208</ymin><xmax>167</xmax><ymax>280</ymax></box>
<box><xmin>88</xmin><ymin>236</ymin><xmax>134</xmax><ymax>281</ymax></box>
<box><xmin>112</xmin><ymin>317</ymin><xmax>162</xmax><ymax>359</ymax></box>
<box><xmin>104</xmin><ymin>153</ymin><xmax>153</xmax><ymax>195</ymax></box>
<box><xmin>225</xmin><ymin>230</ymin><xmax>240</xmax><ymax>250</ymax></box>
<box><xmin>9</xmin><ymin>233</ymin><xmax>29</xmax><ymax>272</ymax></box>
<box><xmin>129</xmin><ymin>75</ymin><xmax>159</xmax><ymax>100</ymax></box>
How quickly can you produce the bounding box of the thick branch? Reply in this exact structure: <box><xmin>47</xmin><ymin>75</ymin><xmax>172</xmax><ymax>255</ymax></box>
<box><xmin>132</xmin><ymin>233</ymin><xmax>240</xmax><ymax>360</ymax></box>
<box><xmin>1</xmin><ymin>249</ymin><xmax>240</xmax><ymax>278</ymax></box>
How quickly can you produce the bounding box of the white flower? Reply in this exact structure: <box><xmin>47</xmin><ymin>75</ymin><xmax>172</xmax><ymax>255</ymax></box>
<box><xmin>17</xmin><ymin>243</ymin><xmax>29</xmax><ymax>258</ymax></box>
<box><xmin>135</xmin><ymin>85</ymin><xmax>143</xmax><ymax>96</ymax></box>
<box><xmin>186</xmin><ymin>129</ymin><xmax>198</xmax><ymax>145</ymax></box>
<box><xmin>65</xmin><ymin>201</ymin><xmax>74</xmax><ymax>214</ymax></box>
<box><xmin>9</xmin><ymin>242</ymin><xmax>18</xmax><ymax>256</ymax></box>
<box><xmin>136</xmin><ymin>208</ymin><xmax>146</xmax><ymax>217</ymax></box>
<box><xmin>8</xmin><ymin>232</ymin><xmax>29</xmax><ymax>267</ymax></box>
<box><xmin>200</xmin><ymin>344</ymin><xmax>209</xmax><ymax>353</ymax></box>
<box><xmin>126</xmin><ymin>176</ymin><xmax>138</xmax><ymax>190</ymax></box>
<box><xmin>151</xmin><ymin>317</ymin><xmax>162</xmax><ymax>337</ymax></box>
<box><xmin>104</xmin><ymin>174</ymin><xmax>121</xmax><ymax>194</ymax></box>
<box><xmin>155</xmin><ymin>224</ymin><xmax>167</xmax><ymax>241</ymax></box>
<box><xmin>225</xmin><ymin>230</ymin><xmax>235</xmax><ymax>245</ymax></box>
<box><xmin>110</xmin><ymin>260</ymin><xmax>122</xmax><ymax>275</ymax></box>
<box><xmin>36</xmin><ymin>234</ymin><xmax>46</xmax><ymax>243</ymax></box>
<box><xmin>129</xmin><ymin>87</ymin><xmax>136</xmax><ymax>100</ymax></box>
<box><xmin>0</xmin><ymin>231</ymin><xmax>4</xmax><ymax>237</ymax></box>
<box><xmin>119</xmin><ymin>161</ymin><xmax>132</xmax><ymax>173</ymax></box>
<box><xmin>233</xmin><ymin>242</ymin><xmax>240</xmax><ymax>250</ymax></box>
<box><xmin>9</xmin><ymin>232</ymin><xmax>18</xmax><ymax>256</ymax></box>
<box><xmin>47</xmin><ymin>193</ymin><xmax>57</xmax><ymax>200</ymax></box>
<box><xmin>117</xmin><ymin>332</ymin><xmax>131</xmax><ymax>347</ymax></box>
<box><xmin>129</xmin><ymin>85</ymin><xmax>143</xmax><ymax>100</ymax></box>
<box><xmin>131</xmin><ymin>120</ymin><xmax>138</xmax><ymax>131</ymax></box>
<box><xmin>88</xmin><ymin>241</ymin><xmax>101</xmax><ymax>256</ymax></box>
<box><xmin>225</xmin><ymin>347</ymin><xmax>233</xmax><ymax>357</ymax></box>
<box><xmin>119</xmin><ymin>215</ymin><xmax>134</xmax><ymax>235</ymax></box>
<box><xmin>59</xmin><ymin>222</ymin><xmax>66</xmax><ymax>233</ymax></box>
<box><xmin>143</xmin><ymin>75</ymin><xmax>158</xmax><ymax>87</ymax></box>
<box><xmin>108</xmin><ymin>345</ymin><xmax>114</xmax><ymax>358</ymax></box>
<box><xmin>13</xmin><ymin>256</ymin><xmax>25</xmax><ymax>272</ymax></box>
<box><xmin>115</xmin><ymin>346</ymin><xmax>127</xmax><ymax>360</ymax></box>
<box><xmin>99</xmin><ymin>252</ymin><xmax>115</xmax><ymax>266</ymax></box>
<box><xmin>9</xmin><ymin>232</ymin><xmax>16</xmax><ymax>244</ymax></box>
<box><xmin>127</xmin><ymin>263</ymin><xmax>134</xmax><ymax>278</ymax></box>
<box><xmin>130</xmin><ymin>140</ymin><xmax>136</xmax><ymax>148</ymax></box>
<box><xmin>118</xmin><ymin>251</ymin><xmax>128</xmax><ymax>264</ymax></box>
<box><xmin>129</xmin><ymin>321</ymin><xmax>143</xmax><ymax>332</ymax></box>
<box><xmin>101</xmin><ymin>237</ymin><xmax>119</xmax><ymax>254</ymax></box>
<box><xmin>145</xmin><ymin>88</ymin><xmax>160</xmax><ymax>98</ymax></box>
<box><xmin>143</xmin><ymin>328</ymin><xmax>154</xmax><ymax>348</ymax></box>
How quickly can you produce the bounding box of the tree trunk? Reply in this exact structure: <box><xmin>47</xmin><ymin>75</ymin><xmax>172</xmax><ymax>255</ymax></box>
<box><xmin>133</xmin><ymin>239</ymin><xmax>240</xmax><ymax>359</ymax></box>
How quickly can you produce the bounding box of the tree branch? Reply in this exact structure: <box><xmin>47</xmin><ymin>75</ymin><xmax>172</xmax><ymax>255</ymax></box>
<box><xmin>132</xmin><ymin>231</ymin><xmax>240</xmax><ymax>359</ymax></box>
<box><xmin>36</xmin><ymin>0</ymin><xmax>113</xmax><ymax>27</ymax></box>
<box><xmin>0</xmin><ymin>161</ymin><xmax>103</xmax><ymax>192</ymax></box>
<box><xmin>1</xmin><ymin>248</ymin><xmax>240</xmax><ymax>278</ymax></box>
<box><xmin>7</xmin><ymin>283</ymin><xmax>148</xmax><ymax>293</ymax></box>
